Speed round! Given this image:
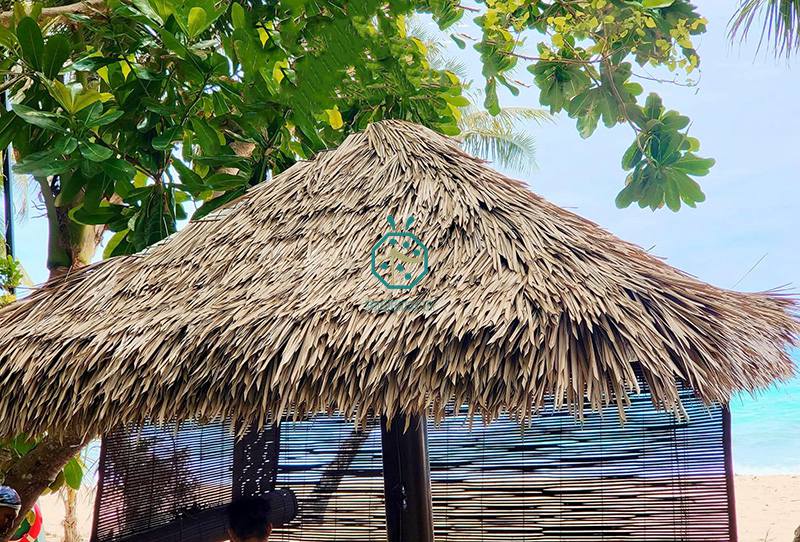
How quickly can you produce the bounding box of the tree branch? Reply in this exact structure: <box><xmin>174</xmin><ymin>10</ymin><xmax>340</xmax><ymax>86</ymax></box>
<box><xmin>0</xmin><ymin>0</ymin><xmax>107</xmax><ymax>24</ymax></box>
<box><xmin>0</xmin><ymin>433</ymin><xmax>91</xmax><ymax>542</ymax></box>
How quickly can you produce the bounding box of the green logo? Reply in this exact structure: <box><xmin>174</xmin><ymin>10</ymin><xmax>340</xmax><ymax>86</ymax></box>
<box><xmin>370</xmin><ymin>215</ymin><xmax>429</xmax><ymax>290</ymax></box>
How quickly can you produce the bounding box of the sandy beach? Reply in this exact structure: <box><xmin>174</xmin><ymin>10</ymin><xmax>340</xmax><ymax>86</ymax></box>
<box><xmin>36</xmin><ymin>475</ymin><xmax>800</xmax><ymax>542</ymax></box>
<box><xmin>735</xmin><ymin>475</ymin><xmax>800</xmax><ymax>542</ymax></box>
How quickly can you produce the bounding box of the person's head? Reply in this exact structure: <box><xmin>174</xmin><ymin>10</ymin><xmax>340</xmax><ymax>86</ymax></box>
<box><xmin>227</xmin><ymin>496</ymin><xmax>272</xmax><ymax>542</ymax></box>
<box><xmin>0</xmin><ymin>486</ymin><xmax>21</xmax><ymax>535</ymax></box>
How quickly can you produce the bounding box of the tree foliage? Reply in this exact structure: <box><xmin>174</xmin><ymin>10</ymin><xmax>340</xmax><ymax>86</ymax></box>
<box><xmin>0</xmin><ymin>229</ymin><xmax>22</xmax><ymax>306</ymax></box>
<box><xmin>0</xmin><ymin>253</ymin><xmax>22</xmax><ymax>306</ymax></box>
<box><xmin>462</xmin><ymin>0</ymin><xmax>714</xmax><ymax>210</ymax></box>
<box><xmin>0</xmin><ymin>2</ymin><xmax>714</xmax><ymax>265</ymax></box>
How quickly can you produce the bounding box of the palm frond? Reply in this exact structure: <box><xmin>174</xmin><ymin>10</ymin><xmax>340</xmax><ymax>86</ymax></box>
<box><xmin>459</xmin><ymin>126</ymin><xmax>538</xmax><ymax>174</ymax></box>
<box><xmin>437</xmin><ymin>56</ymin><xmax>469</xmax><ymax>79</ymax></box>
<box><xmin>457</xmin><ymin>104</ymin><xmax>552</xmax><ymax>174</ymax></box>
<box><xmin>729</xmin><ymin>0</ymin><xmax>800</xmax><ymax>57</ymax></box>
<box><xmin>461</xmin><ymin>106</ymin><xmax>553</xmax><ymax>130</ymax></box>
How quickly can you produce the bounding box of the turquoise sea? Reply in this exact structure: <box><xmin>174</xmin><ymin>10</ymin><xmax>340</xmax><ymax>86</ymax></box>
<box><xmin>730</xmin><ymin>350</ymin><xmax>800</xmax><ymax>474</ymax></box>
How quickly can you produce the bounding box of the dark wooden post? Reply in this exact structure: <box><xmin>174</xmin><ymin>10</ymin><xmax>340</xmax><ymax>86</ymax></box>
<box><xmin>722</xmin><ymin>407</ymin><xmax>738</xmax><ymax>542</ymax></box>
<box><xmin>380</xmin><ymin>414</ymin><xmax>434</xmax><ymax>542</ymax></box>
<box><xmin>232</xmin><ymin>423</ymin><xmax>281</xmax><ymax>499</ymax></box>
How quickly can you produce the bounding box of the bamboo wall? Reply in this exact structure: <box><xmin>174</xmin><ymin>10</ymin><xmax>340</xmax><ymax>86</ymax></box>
<box><xmin>94</xmin><ymin>386</ymin><xmax>731</xmax><ymax>542</ymax></box>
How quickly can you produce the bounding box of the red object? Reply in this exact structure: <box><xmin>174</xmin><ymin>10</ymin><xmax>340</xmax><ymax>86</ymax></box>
<box><xmin>11</xmin><ymin>502</ymin><xmax>42</xmax><ymax>542</ymax></box>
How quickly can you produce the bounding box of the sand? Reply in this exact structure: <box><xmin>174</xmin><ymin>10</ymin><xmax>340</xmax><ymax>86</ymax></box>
<box><xmin>35</xmin><ymin>475</ymin><xmax>800</xmax><ymax>542</ymax></box>
<box><xmin>735</xmin><ymin>475</ymin><xmax>800</xmax><ymax>542</ymax></box>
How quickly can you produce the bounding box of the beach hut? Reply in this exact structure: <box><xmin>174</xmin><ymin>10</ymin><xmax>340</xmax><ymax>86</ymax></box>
<box><xmin>0</xmin><ymin>121</ymin><xmax>796</xmax><ymax>542</ymax></box>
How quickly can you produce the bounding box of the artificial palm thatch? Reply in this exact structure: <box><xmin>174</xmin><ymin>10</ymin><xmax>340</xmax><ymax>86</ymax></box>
<box><xmin>0</xmin><ymin>120</ymin><xmax>797</xmax><ymax>438</ymax></box>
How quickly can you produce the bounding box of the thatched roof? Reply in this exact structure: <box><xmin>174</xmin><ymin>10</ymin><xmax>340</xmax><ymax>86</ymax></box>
<box><xmin>0</xmin><ymin>120</ymin><xmax>797</xmax><ymax>437</ymax></box>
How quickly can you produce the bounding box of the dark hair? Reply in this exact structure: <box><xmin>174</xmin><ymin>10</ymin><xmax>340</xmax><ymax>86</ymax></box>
<box><xmin>227</xmin><ymin>497</ymin><xmax>271</xmax><ymax>540</ymax></box>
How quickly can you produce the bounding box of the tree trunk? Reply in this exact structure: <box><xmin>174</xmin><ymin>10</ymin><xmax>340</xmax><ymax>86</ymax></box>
<box><xmin>62</xmin><ymin>487</ymin><xmax>80</xmax><ymax>542</ymax></box>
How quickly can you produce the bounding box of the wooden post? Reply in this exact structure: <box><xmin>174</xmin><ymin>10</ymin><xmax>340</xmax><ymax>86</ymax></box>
<box><xmin>232</xmin><ymin>423</ymin><xmax>281</xmax><ymax>499</ymax></box>
<box><xmin>380</xmin><ymin>414</ymin><xmax>434</xmax><ymax>542</ymax></box>
<box><xmin>89</xmin><ymin>439</ymin><xmax>106</xmax><ymax>542</ymax></box>
<box><xmin>722</xmin><ymin>407</ymin><xmax>738</xmax><ymax>542</ymax></box>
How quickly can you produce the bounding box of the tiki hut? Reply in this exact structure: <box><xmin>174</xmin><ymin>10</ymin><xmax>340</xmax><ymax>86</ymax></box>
<box><xmin>0</xmin><ymin>120</ymin><xmax>796</xmax><ymax>542</ymax></box>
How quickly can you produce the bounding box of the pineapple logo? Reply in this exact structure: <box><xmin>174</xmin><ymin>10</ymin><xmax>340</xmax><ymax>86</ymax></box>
<box><xmin>370</xmin><ymin>215</ymin><xmax>429</xmax><ymax>290</ymax></box>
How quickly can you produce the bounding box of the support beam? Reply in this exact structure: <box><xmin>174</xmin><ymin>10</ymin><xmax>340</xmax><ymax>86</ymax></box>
<box><xmin>380</xmin><ymin>414</ymin><xmax>434</xmax><ymax>542</ymax></box>
<box><xmin>722</xmin><ymin>407</ymin><xmax>739</xmax><ymax>542</ymax></box>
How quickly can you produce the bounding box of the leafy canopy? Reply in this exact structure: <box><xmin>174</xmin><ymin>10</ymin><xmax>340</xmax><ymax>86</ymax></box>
<box><xmin>0</xmin><ymin>0</ymin><xmax>714</xmax><ymax>263</ymax></box>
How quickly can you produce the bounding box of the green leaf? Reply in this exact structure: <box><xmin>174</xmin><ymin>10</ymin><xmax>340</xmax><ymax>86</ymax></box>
<box><xmin>158</xmin><ymin>28</ymin><xmax>191</xmax><ymax>60</ymax></box>
<box><xmin>664</xmin><ymin>176</ymin><xmax>681</xmax><ymax>211</ymax></box>
<box><xmin>615</xmin><ymin>181</ymin><xmax>637</xmax><ymax>209</ymax></box>
<box><xmin>100</xmin><ymin>158</ymin><xmax>136</xmax><ymax>182</ymax></box>
<box><xmin>131</xmin><ymin>64</ymin><xmax>167</xmax><ymax>80</ymax></box>
<box><xmin>192</xmin><ymin>186</ymin><xmax>246</xmax><ymax>220</ymax></box>
<box><xmin>8</xmin><ymin>435</ymin><xmax>37</xmax><ymax>456</ymax></box>
<box><xmin>672</xmin><ymin>171</ymin><xmax>706</xmax><ymax>205</ymax></box>
<box><xmin>54</xmin><ymin>136</ymin><xmax>79</xmax><ymax>155</ymax></box>
<box><xmin>12</xmin><ymin>104</ymin><xmax>64</xmax><ymax>132</ymax></box>
<box><xmin>63</xmin><ymin>457</ymin><xmax>84</xmax><ymax>490</ymax></box>
<box><xmin>103</xmin><ymin>229</ymin><xmax>131</xmax><ymax>258</ymax></box>
<box><xmin>643</xmin><ymin>93</ymin><xmax>663</xmax><ymax>120</ymax></box>
<box><xmin>484</xmin><ymin>79</ymin><xmax>500</xmax><ymax>116</ymax></box>
<box><xmin>16</xmin><ymin>17</ymin><xmax>44</xmax><ymax>71</ymax></box>
<box><xmin>0</xmin><ymin>110</ymin><xmax>20</xmax><ymax>150</ymax></box>
<box><xmin>188</xmin><ymin>7</ymin><xmax>208</xmax><ymax>38</ymax></box>
<box><xmin>231</xmin><ymin>3</ymin><xmax>246</xmax><ymax>30</ymax></box>
<box><xmin>74</xmin><ymin>90</ymin><xmax>113</xmax><ymax>113</ymax></box>
<box><xmin>44</xmin><ymin>80</ymin><xmax>76</xmax><ymax>112</ymax></box>
<box><xmin>152</xmin><ymin>126</ymin><xmax>182</xmax><ymax>150</ymax></box>
<box><xmin>80</xmin><ymin>142</ymin><xmax>114</xmax><ymax>162</ymax></box>
<box><xmin>531</xmin><ymin>61</ymin><xmax>590</xmax><ymax>113</ymax></box>
<box><xmin>14</xmin><ymin>151</ymin><xmax>75</xmax><ymax>177</ymax></box>
<box><xmin>672</xmin><ymin>153</ymin><xmax>715</xmax><ymax>176</ymax></box>
<box><xmin>621</xmin><ymin>141</ymin><xmax>643</xmax><ymax>170</ymax></box>
<box><xmin>203</xmin><ymin>172</ymin><xmax>247</xmax><ymax>190</ymax></box>
<box><xmin>661</xmin><ymin>111</ymin><xmax>690</xmax><ymax>131</ymax></box>
<box><xmin>642</xmin><ymin>0</ymin><xmax>675</xmax><ymax>8</ymax></box>
<box><xmin>71</xmin><ymin>55</ymin><xmax>120</xmax><ymax>72</ymax></box>
<box><xmin>69</xmin><ymin>203</ymin><xmax>124</xmax><ymax>225</ymax></box>
<box><xmin>171</xmin><ymin>157</ymin><xmax>204</xmax><ymax>191</ymax></box>
<box><xmin>0</xmin><ymin>26</ymin><xmax>18</xmax><ymax>50</ymax></box>
<box><xmin>190</xmin><ymin>118</ymin><xmax>222</xmax><ymax>153</ymax></box>
<box><xmin>325</xmin><ymin>108</ymin><xmax>344</xmax><ymax>130</ymax></box>
<box><xmin>129</xmin><ymin>188</ymin><xmax>176</xmax><ymax>249</ymax></box>
<box><xmin>89</xmin><ymin>108</ymin><xmax>125</xmax><ymax>127</ymax></box>
<box><xmin>42</xmin><ymin>35</ymin><xmax>71</xmax><ymax>79</ymax></box>
<box><xmin>451</xmin><ymin>34</ymin><xmax>466</xmax><ymax>49</ymax></box>
<box><xmin>130</xmin><ymin>0</ymin><xmax>163</xmax><ymax>22</ymax></box>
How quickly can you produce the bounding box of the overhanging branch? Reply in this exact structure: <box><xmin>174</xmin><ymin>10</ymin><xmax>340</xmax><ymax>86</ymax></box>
<box><xmin>0</xmin><ymin>0</ymin><xmax>107</xmax><ymax>24</ymax></box>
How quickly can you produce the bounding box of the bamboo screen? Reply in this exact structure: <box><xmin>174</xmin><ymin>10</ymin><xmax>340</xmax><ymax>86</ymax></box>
<box><xmin>93</xmin><ymin>387</ymin><xmax>732</xmax><ymax>542</ymax></box>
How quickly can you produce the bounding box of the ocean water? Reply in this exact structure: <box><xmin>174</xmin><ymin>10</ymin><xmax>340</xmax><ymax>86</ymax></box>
<box><xmin>730</xmin><ymin>350</ymin><xmax>800</xmax><ymax>474</ymax></box>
